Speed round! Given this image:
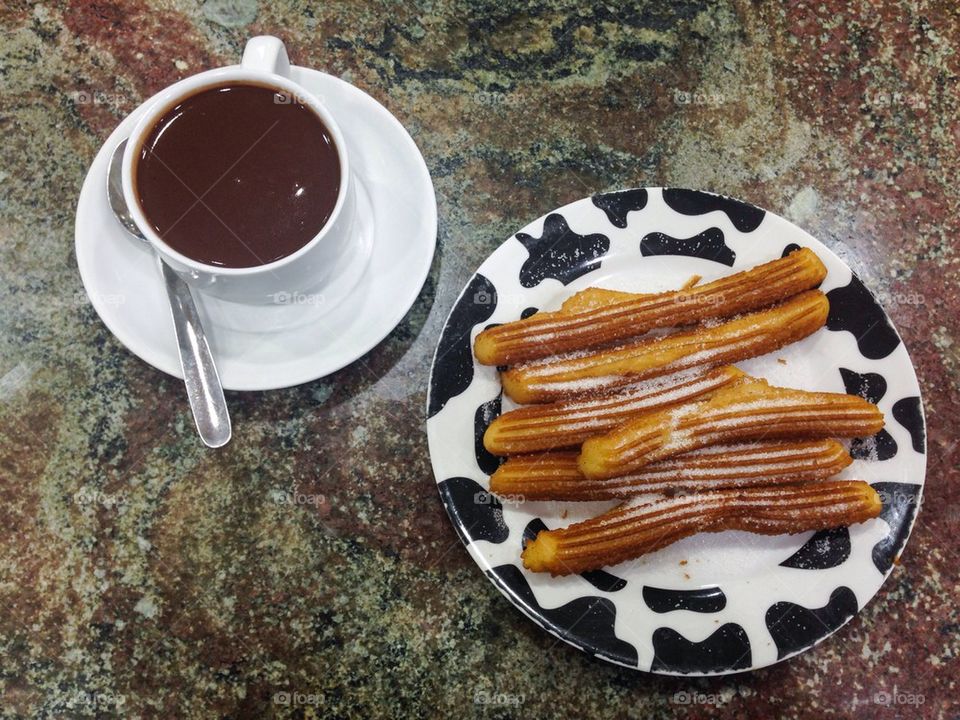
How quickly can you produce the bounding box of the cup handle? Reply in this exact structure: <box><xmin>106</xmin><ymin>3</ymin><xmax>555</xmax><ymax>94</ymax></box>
<box><xmin>241</xmin><ymin>36</ymin><xmax>291</xmax><ymax>77</ymax></box>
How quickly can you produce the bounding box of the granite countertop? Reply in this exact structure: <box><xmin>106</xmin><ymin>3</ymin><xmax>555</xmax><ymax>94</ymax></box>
<box><xmin>1</xmin><ymin>1</ymin><xmax>957</xmax><ymax>718</ymax></box>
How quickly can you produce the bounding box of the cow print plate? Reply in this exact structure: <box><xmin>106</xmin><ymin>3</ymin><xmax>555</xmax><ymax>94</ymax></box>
<box><xmin>426</xmin><ymin>188</ymin><xmax>926</xmax><ymax>675</ymax></box>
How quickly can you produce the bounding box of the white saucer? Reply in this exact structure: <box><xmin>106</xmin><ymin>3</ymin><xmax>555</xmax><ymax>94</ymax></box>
<box><xmin>75</xmin><ymin>66</ymin><xmax>437</xmax><ymax>391</ymax></box>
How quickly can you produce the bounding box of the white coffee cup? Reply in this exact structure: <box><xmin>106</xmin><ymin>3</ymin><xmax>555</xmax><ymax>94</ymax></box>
<box><xmin>121</xmin><ymin>36</ymin><xmax>355</xmax><ymax>305</ymax></box>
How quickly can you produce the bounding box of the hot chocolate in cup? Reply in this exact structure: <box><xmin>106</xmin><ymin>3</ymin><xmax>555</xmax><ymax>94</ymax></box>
<box><xmin>122</xmin><ymin>36</ymin><xmax>356</xmax><ymax>305</ymax></box>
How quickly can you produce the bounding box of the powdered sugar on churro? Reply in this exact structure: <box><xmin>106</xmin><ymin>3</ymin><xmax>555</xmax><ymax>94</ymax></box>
<box><xmin>505</xmin><ymin>292</ymin><xmax>827</xmax><ymax>403</ymax></box>
<box><xmin>486</xmin><ymin>368</ymin><xmax>746</xmax><ymax>454</ymax></box>
<box><xmin>522</xmin><ymin>375</ymin><xmax>624</xmax><ymax>395</ymax></box>
<box><xmin>537</xmin><ymin>369</ymin><xmax>713</xmax><ymax>419</ymax></box>
<box><xmin>587</xmin><ymin>482</ymin><xmax>872</xmax><ymax>527</ymax></box>
<box><xmin>481</xmin><ymin>249</ymin><xmax>827</xmax><ymax>367</ymax></box>
<box><xmin>582</xmin><ymin>379</ymin><xmax>882</xmax><ymax>478</ymax></box>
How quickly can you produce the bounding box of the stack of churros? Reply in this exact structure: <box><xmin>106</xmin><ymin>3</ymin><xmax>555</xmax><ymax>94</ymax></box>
<box><xmin>472</xmin><ymin>248</ymin><xmax>885</xmax><ymax>576</ymax></box>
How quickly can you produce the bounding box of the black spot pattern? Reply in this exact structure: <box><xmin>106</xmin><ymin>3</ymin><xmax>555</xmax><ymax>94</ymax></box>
<box><xmin>766</xmin><ymin>587</ymin><xmax>859</xmax><ymax>660</ymax></box>
<box><xmin>662</xmin><ymin>188</ymin><xmax>765</xmax><ymax>233</ymax></box>
<box><xmin>871</xmin><ymin>482</ymin><xmax>922</xmax><ymax>573</ymax></box>
<box><xmin>581</xmin><ymin>571</ymin><xmax>628</xmax><ymax>594</ymax></box>
<box><xmin>516</xmin><ymin>214</ymin><xmax>610</xmax><ymax>288</ymax></box>
<box><xmin>592</xmin><ymin>188</ymin><xmax>649</xmax><ymax>228</ymax></box>
<box><xmin>851</xmin><ymin>431</ymin><xmax>898</xmax><ymax>462</ymax></box>
<box><xmin>474</xmin><ymin>394</ymin><xmax>503</xmax><ymax>475</ymax></box>
<box><xmin>640</xmin><ymin>228</ymin><xmax>734</xmax><ymax>266</ymax></box>
<box><xmin>436</xmin><ymin>477</ymin><xmax>508</xmax><ymax>545</ymax></box>
<box><xmin>839</xmin><ymin>367</ymin><xmax>897</xmax><ymax>460</ymax></box>
<box><xmin>522</xmin><ymin>520</ymin><xmax>626</xmax><ymax>593</ymax></box>
<box><xmin>522</xmin><ymin>519</ymin><xmax>548</xmax><ymax>547</ymax></box>
<box><xmin>651</xmin><ymin>624</ymin><xmax>751</xmax><ymax>674</ymax></box>
<box><xmin>643</xmin><ymin>586</ymin><xmax>726</xmax><ymax>613</ymax></box>
<box><xmin>826</xmin><ymin>277</ymin><xmax>901</xmax><ymax>360</ymax></box>
<box><xmin>781</xmin><ymin>243</ymin><xmax>802</xmax><ymax>257</ymax></box>
<box><xmin>839</xmin><ymin>368</ymin><xmax>887</xmax><ymax>404</ymax></box>
<box><xmin>892</xmin><ymin>397</ymin><xmax>925</xmax><ymax>453</ymax></box>
<box><xmin>520</xmin><ymin>307</ymin><xmax>539</xmax><ymax>319</ymax></box>
<box><xmin>779</xmin><ymin>528</ymin><xmax>851</xmax><ymax>570</ymax></box>
<box><xmin>427</xmin><ymin>274</ymin><xmax>497</xmax><ymax>418</ymax></box>
<box><xmin>488</xmin><ymin>564</ymin><xmax>637</xmax><ymax>666</ymax></box>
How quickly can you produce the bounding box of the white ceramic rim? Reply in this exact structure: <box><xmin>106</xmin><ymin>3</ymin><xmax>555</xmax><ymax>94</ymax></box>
<box><xmin>120</xmin><ymin>65</ymin><xmax>351</xmax><ymax>276</ymax></box>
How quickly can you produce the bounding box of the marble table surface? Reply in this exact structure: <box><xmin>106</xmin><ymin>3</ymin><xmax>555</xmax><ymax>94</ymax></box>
<box><xmin>1</xmin><ymin>1</ymin><xmax>957</xmax><ymax>718</ymax></box>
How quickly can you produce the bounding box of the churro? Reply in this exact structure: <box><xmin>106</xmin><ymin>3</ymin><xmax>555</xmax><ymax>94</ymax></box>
<box><xmin>578</xmin><ymin>379</ymin><xmax>884</xmax><ymax>480</ymax></box>
<box><xmin>474</xmin><ymin>247</ymin><xmax>827</xmax><ymax>365</ymax></box>
<box><xmin>557</xmin><ymin>275</ymin><xmax>701</xmax><ymax>314</ymax></box>
<box><xmin>521</xmin><ymin>480</ymin><xmax>882</xmax><ymax>575</ymax></box>
<box><xmin>501</xmin><ymin>290</ymin><xmax>829</xmax><ymax>404</ymax></box>
<box><xmin>490</xmin><ymin>440</ymin><xmax>852</xmax><ymax>501</ymax></box>
<box><xmin>484</xmin><ymin>366</ymin><xmax>744</xmax><ymax>455</ymax></box>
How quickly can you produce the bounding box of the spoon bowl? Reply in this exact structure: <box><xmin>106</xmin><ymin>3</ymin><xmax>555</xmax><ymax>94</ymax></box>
<box><xmin>107</xmin><ymin>140</ymin><xmax>147</xmax><ymax>241</ymax></box>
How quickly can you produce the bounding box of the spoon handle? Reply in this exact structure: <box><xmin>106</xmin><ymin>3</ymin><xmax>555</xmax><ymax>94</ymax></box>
<box><xmin>159</xmin><ymin>258</ymin><xmax>232</xmax><ymax>448</ymax></box>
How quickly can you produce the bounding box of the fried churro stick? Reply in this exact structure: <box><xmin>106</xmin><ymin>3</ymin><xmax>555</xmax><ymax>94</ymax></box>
<box><xmin>501</xmin><ymin>290</ymin><xmax>829</xmax><ymax>404</ymax></box>
<box><xmin>557</xmin><ymin>275</ymin><xmax>702</xmax><ymax>314</ymax></box>
<box><xmin>521</xmin><ymin>480</ymin><xmax>882</xmax><ymax>575</ymax></box>
<box><xmin>474</xmin><ymin>247</ymin><xmax>827</xmax><ymax>365</ymax></box>
<box><xmin>484</xmin><ymin>366</ymin><xmax>745</xmax><ymax>455</ymax></box>
<box><xmin>578</xmin><ymin>379</ymin><xmax>884</xmax><ymax>480</ymax></box>
<box><xmin>559</xmin><ymin>288</ymin><xmax>643</xmax><ymax>314</ymax></box>
<box><xmin>490</xmin><ymin>440</ymin><xmax>852</xmax><ymax>501</ymax></box>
